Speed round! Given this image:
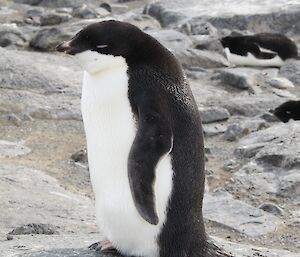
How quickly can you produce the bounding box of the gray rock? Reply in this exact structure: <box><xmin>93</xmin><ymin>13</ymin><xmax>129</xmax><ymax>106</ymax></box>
<box><xmin>238</xmin><ymin>122</ymin><xmax>300</xmax><ymax>169</ymax></box>
<box><xmin>0</xmin><ymin>48</ymin><xmax>82</xmax><ymax>120</ymax></box>
<box><xmin>8</xmin><ymin>224</ymin><xmax>59</xmax><ymax>235</ymax></box>
<box><xmin>280</xmin><ymin>60</ymin><xmax>300</xmax><ymax>87</ymax></box>
<box><xmin>178</xmin><ymin>18</ymin><xmax>218</xmax><ymax>36</ymax></box>
<box><xmin>191</xmin><ymin>35</ymin><xmax>224</xmax><ymax>53</ymax></box>
<box><xmin>215</xmin><ymin>68</ymin><xmax>263</xmax><ymax>90</ymax></box>
<box><xmin>123</xmin><ymin>14</ymin><xmax>161</xmax><ymax>31</ymax></box>
<box><xmin>223</xmin><ymin>124</ymin><xmax>244</xmax><ymax>142</ymax></box>
<box><xmin>72</xmin><ymin>5</ymin><xmax>98</xmax><ymax>19</ymax></box>
<box><xmin>225</xmin><ymin>162</ymin><xmax>279</xmax><ymax>197</ymax></box>
<box><xmin>176</xmin><ymin>48</ymin><xmax>229</xmax><ymax>69</ymax></box>
<box><xmin>0</xmin><ymin>140</ymin><xmax>31</xmax><ymax>158</ymax></box>
<box><xmin>0</xmin><ymin>23</ymin><xmax>27</xmax><ymax>48</ymax></box>
<box><xmin>40</xmin><ymin>12</ymin><xmax>71</xmax><ymax>26</ymax></box>
<box><xmin>277</xmin><ymin>169</ymin><xmax>300</xmax><ymax>200</ymax></box>
<box><xmin>235</xmin><ymin>143</ymin><xmax>266</xmax><ymax>159</ymax></box>
<box><xmin>216</xmin><ymin>95</ymin><xmax>286</xmax><ymax>117</ymax></box>
<box><xmin>30</xmin><ymin>27</ymin><xmax>72</xmax><ymax>51</ymax></box>
<box><xmin>204</xmin><ymin>192</ymin><xmax>283</xmax><ymax>236</ymax></box>
<box><xmin>146</xmin><ymin>29</ymin><xmax>193</xmax><ymax>51</ymax></box>
<box><xmin>100</xmin><ymin>3</ymin><xmax>112</xmax><ymax>13</ymax></box>
<box><xmin>203</xmin><ymin>123</ymin><xmax>227</xmax><ymax>137</ymax></box>
<box><xmin>258</xmin><ymin>203</ymin><xmax>284</xmax><ymax>215</ymax></box>
<box><xmin>265</xmin><ymin>77</ymin><xmax>295</xmax><ymax>89</ymax></box>
<box><xmin>223</xmin><ymin>159</ymin><xmax>240</xmax><ymax>172</ymax></box>
<box><xmin>143</xmin><ymin>2</ymin><xmax>186</xmax><ymax>27</ymax></box>
<box><xmin>199</xmin><ymin>107</ymin><xmax>230</xmax><ymax>124</ymax></box>
<box><xmin>0</xmin><ymin>164</ymin><xmax>96</xmax><ymax>235</ymax></box>
<box><xmin>71</xmin><ymin>149</ymin><xmax>88</xmax><ymax>163</ymax></box>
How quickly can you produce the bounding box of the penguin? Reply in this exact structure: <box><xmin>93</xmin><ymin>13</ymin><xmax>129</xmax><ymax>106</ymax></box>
<box><xmin>56</xmin><ymin>20</ymin><xmax>226</xmax><ymax>257</ymax></box>
<box><xmin>220</xmin><ymin>33</ymin><xmax>298</xmax><ymax>67</ymax></box>
<box><xmin>270</xmin><ymin>100</ymin><xmax>300</xmax><ymax>123</ymax></box>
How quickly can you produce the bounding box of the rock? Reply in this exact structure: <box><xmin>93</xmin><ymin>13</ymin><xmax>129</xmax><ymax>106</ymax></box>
<box><xmin>258</xmin><ymin>203</ymin><xmax>284</xmax><ymax>215</ymax></box>
<box><xmin>8</xmin><ymin>224</ymin><xmax>59</xmax><ymax>235</ymax></box>
<box><xmin>0</xmin><ymin>48</ymin><xmax>82</xmax><ymax>120</ymax></box>
<box><xmin>225</xmin><ymin>162</ymin><xmax>279</xmax><ymax>198</ymax></box>
<box><xmin>143</xmin><ymin>2</ymin><xmax>186</xmax><ymax>27</ymax></box>
<box><xmin>146</xmin><ymin>29</ymin><xmax>193</xmax><ymax>51</ymax></box>
<box><xmin>235</xmin><ymin>143</ymin><xmax>266</xmax><ymax>159</ymax></box>
<box><xmin>0</xmin><ymin>140</ymin><xmax>31</xmax><ymax>158</ymax></box>
<box><xmin>203</xmin><ymin>123</ymin><xmax>227</xmax><ymax>137</ymax></box>
<box><xmin>226</xmin><ymin>164</ymin><xmax>300</xmax><ymax>204</ymax></box>
<box><xmin>199</xmin><ymin>107</ymin><xmax>230</xmax><ymax>124</ymax></box>
<box><xmin>100</xmin><ymin>3</ymin><xmax>112</xmax><ymax>13</ymax></box>
<box><xmin>177</xmin><ymin>48</ymin><xmax>229</xmax><ymax>69</ymax></box>
<box><xmin>178</xmin><ymin>18</ymin><xmax>218</xmax><ymax>36</ymax></box>
<box><xmin>216</xmin><ymin>95</ymin><xmax>286</xmax><ymax>117</ymax></box>
<box><xmin>30</xmin><ymin>27</ymin><xmax>72</xmax><ymax>51</ymax></box>
<box><xmin>224</xmin><ymin>118</ymin><xmax>268</xmax><ymax>141</ymax></box>
<box><xmin>265</xmin><ymin>77</ymin><xmax>295</xmax><ymax>89</ymax></box>
<box><xmin>214</xmin><ymin>237</ymin><xmax>300</xmax><ymax>257</ymax></box>
<box><xmin>0</xmin><ymin>23</ymin><xmax>27</xmax><ymax>48</ymax></box>
<box><xmin>280</xmin><ymin>60</ymin><xmax>300</xmax><ymax>87</ymax></box>
<box><xmin>40</xmin><ymin>12</ymin><xmax>71</xmax><ymax>26</ymax></box>
<box><xmin>15</xmin><ymin>0</ymin><xmax>102</xmax><ymax>8</ymax></box>
<box><xmin>0</xmin><ymin>113</ymin><xmax>22</xmax><ymax>126</ymax></box>
<box><xmin>247</xmin><ymin>123</ymin><xmax>300</xmax><ymax>169</ymax></box>
<box><xmin>6</xmin><ymin>235</ymin><xmax>13</xmax><ymax>241</ymax></box>
<box><xmin>71</xmin><ymin>149</ymin><xmax>87</xmax><ymax>163</ymax></box>
<box><xmin>277</xmin><ymin>169</ymin><xmax>300</xmax><ymax>200</ymax></box>
<box><xmin>204</xmin><ymin>192</ymin><xmax>283</xmax><ymax>236</ymax></box>
<box><xmin>223</xmin><ymin>124</ymin><xmax>244</xmax><ymax>141</ymax></box>
<box><xmin>0</xmin><ymin>164</ymin><xmax>96</xmax><ymax>235</ymax></box>
<box><xmin>123</xmin><ymin>14</ymin><xmax>161</xmax><ymax>31</ymax></box>
<box><xmin>223</xmin><ymin>159</ymin><xmax>240</xmax><ymax>172</ymax></box>
<box><xmin>215</xmin><ymin>68</ymin><xmax>264</xmax><ymax>90</ymax></box>
<box><xmin>260</xmin><ymin>112</ymin><xmax>281</xmax><ymax>123</ymax></box>
<box><xmin>192</xmin><ymin>35</ymin><xmax>224</xmax><ymax>53</ymax></box>
<box><xmin>72</xmin><ymin>5</ymin><xmax>98</xmax><ymax>19</ymax></box>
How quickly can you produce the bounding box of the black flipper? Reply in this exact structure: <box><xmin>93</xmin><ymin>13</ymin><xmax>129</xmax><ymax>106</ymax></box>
<box><xmin>128</xmin><ymin>95</ymin><xmax>172</xmax><ymax>225</ymax></box>
<box><xmin>250</xmin><ymin>43</ymin><xmax>277</xmax><ymax>59</ymax></box>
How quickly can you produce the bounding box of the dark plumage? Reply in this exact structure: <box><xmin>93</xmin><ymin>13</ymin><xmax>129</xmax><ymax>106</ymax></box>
<box><xmin>220</xmin><ymin>33</ymin><xmax>298</xmax><ymax>60</ymax></box>
<box><xmin>271</xmin><ymin>100</ymin><xmax>300</xmax><ymax>123</ymax></box>
<box><xmin>56</xmin><ymin>20</ymin><xmax>230</xmax><ymax>257</ymax></box>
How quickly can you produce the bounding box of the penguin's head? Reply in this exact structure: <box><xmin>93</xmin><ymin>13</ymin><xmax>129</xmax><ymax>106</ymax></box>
<box><xmin>56</xmin><ymin>20</ymin><xmax>148</xmax><ymax>74</ymax></box>
<box><xmin>220</xmin><ymin>36</ymin><xmax>233</xmax><ymax>48</ymax></box>
<box><xmin>270</xmin><ymin>101</ymin><xmax>300</xmax><ymax>123</ymax></box>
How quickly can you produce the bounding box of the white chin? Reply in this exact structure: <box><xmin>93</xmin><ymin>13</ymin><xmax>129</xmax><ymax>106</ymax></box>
<box><xmin>74</xmin><ymin>50</ymin><xmax>126</xmax><ymax>74</ymax></box>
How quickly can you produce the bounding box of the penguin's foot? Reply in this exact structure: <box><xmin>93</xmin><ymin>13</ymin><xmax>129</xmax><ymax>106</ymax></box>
<box><xmin>89</xmin><ymin>239</ymin><xmax>118</xmax><ymax>253</ymax></box>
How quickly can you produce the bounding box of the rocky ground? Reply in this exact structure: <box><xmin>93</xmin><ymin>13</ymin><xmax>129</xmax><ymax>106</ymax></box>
<box><xmin>0</xmin><ymin>0</ymin><xmax>300</xmax><ymax>256</ymax></box>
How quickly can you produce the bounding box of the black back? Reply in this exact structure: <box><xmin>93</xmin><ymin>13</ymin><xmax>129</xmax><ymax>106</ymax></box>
<box><xmin>56</xmin><ymin>20</ymin><xmax>226</xmax><ymax>257</ymax></box>
<box><xmin>221</xmin><ymin>33</ymin><xmax>298</xmax><ymax>60</ymax></box>
<box><xmin>272</xmin><ymin>100</ymin><xmax>300</xmax><ymax>123</ymax></box>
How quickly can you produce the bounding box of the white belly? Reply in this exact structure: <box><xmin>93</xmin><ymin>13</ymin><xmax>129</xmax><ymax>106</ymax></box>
<box><xmin>225</xmin><ymin>47</ymin><xmax>284</xmax><ymax>67</ymax></box>
<box><xmin>81</xmin><ymin>65</ymin><xmax>173</xmax><ymax>257</ymax></box>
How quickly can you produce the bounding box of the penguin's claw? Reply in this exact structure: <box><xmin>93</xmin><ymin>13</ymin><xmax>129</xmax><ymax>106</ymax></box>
<box><xmin>89</xmin><ymin>240</ymin><xmax>117</xmax><ymax>253</ymax></box>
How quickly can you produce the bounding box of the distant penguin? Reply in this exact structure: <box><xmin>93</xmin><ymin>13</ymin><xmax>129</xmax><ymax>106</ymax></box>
<box><xmin>56</xmin><ymin>20</ymin><xmax>227</xmax><ymax>257</ymax></box>
<box><xmin>270</xmin><ymin>100</ymin><xmax>300</xmax><ymax>123</ymax></box>
<box><xmin>220</xmin><ymin>33</ymin><xmax>298</xmax><ymax>67</ymax></box>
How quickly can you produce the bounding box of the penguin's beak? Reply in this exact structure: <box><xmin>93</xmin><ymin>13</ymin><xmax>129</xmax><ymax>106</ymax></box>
<box><xmin>269</xmin><ymin>109</ymin><xmax>274</xmax><ymax>114</ymax></box>
<box><xmin>56</xmin><ymin>40</ymin><xmax>76</xmax><ymax>55</ymax></box>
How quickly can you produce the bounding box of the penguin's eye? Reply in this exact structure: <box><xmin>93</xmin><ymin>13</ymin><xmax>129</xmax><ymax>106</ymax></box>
<box><xmin>96</xmin><ymin>45</ymin><xmax>108</xmax><ymax>49</ymax></box>
<box><xmin>286</xmin><ymin>111</ymin><xmax>291</xmax><ymax>114</ymax></box>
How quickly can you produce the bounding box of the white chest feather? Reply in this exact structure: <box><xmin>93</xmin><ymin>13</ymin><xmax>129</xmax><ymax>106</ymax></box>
<box><xmin>79</xmin><ymin>51</ymin><xmax>173</xmax><ymax>257</ymax></box>
<box><xmin>224</xmin><ymin>47</ymin><xmax>284</xmax><ymax>67</ymax></box>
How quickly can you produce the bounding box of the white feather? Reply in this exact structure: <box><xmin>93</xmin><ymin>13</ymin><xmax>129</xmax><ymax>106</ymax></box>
<box><xmin>224</xmin><ymin>47</ymin><xmax>284</xmax><ymax>67</ymax></box>
<box><xmin>78</xmin><ymin>50</ymin><xmax>174</xmax><ymax>257</ymax></box>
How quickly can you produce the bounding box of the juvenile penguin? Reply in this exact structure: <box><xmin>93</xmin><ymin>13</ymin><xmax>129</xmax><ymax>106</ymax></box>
<box><xmin>270</xmin><ymin>100</ymin><xmax>300</xmax><ymax>123</ymax></box>
<box><xmin>56</xmin><ymin>20</ymin><xmax>223</xmax><ymax>257</ymax></box>
<box><xmin>220</xmin><ymin>33</ymin><xmax>298</xmax><ymax>67</ymax></box>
